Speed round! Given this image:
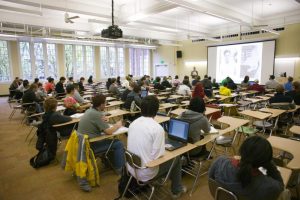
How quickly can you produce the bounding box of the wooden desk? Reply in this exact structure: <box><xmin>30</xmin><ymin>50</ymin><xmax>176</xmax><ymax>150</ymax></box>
<box><xmin>170</xmin><ymin>108</ymin><xmax>186</xmax><ymax>116</ymax></box>
<box><xmin>83</xmin><ymin>94</ymin><xmax>93</xmax><ymax>99</ymax></box>
<box><xmin>244</xmin><ymin>98</ymin><xmax>262</xmax><ymax>104</ymax></box>
<box><xmin>259</xmin><ymin>108</ymin><xmax>286</xmax><ymax>118</ymax></box>
<box><xmin>89</xmin><ymin>128</ymin><xmax>128</xmax><ymax>142</ymax></box>
<box><xmin>214</xmin><ymin>95</ymin><xmax>232</xmax><ymax>101</ymax></box>
<box><xmin>278</xmin><ymin>166</ymin><xmax>292</xmax><ymax>186</ymax></box>
<box><xmin>157</xmin><ymin>92</ymin><xmax>171</xmax><ymax>96</ymax></box>
<box><xmin>154</xmin><ymin>115</ymin><xmax>170</xmax><ymax>124</ymax></box>
<box><xmin>106</xmin><ymin>97</ymin><xmax>116</xmax><ymax>101</ymax></box>
<box><xmin>146</xmin><ymin>143</ymin><xmax>196</xmax><ymax>168</ymax></box>
<box><xmin>157</xmin><ymin>96</ymin><xmax>167</xmax><ymax>101</ymax></box>
<box><xmin>107</xmin><ymin>109</ymin><xmax>130</xmax><ymax>119</ymax></box>
<box><xmin>105</xmin><ymin>100</ymin><xmax>124</xmax><ymax>109</ymax></box>
<box><xmin>170</xmin><ymin>107</ymin><xmax>220</xmax><ymax>117</ymax></box>
<box><xmin>256</xmin><ymin>96</ymin><xmax>271</xmax><ymax>101</ymax></box>
<box><xmin>159</xmin><ymin>103</ymin><xmax>178</xmax><ymax>110</ymax></box>
<box><xmin>52</xmin><ymin>118</ymin><xmax>80</xmax><ymax>128</ymax></box>
<box><xmin>56</xmin><ymin>105</ymin><xmax>66</xmax><ymax>112</ymax></box>
<box><xmin>239</xmin><ymin>110</ymin><xmax>272</xmax><ymax>120</ymax></box>
<box><xmin>266</xmin><ymin>93</ymin><xmax>275</xmax><ymax>97</ymax></box>
<box><xmin>268</xmin><ymin>136</ymin><xmax>300</xmax><ymax>170</ymax></box>
<box><xmin>290</xmin><ymin>125</ymin><xmax>300</xmax><ymax>135</ymax></box>
<box><xmin>169</xmin><ymin>95</ymin><xmax>184</xmax><ymax>100</ymax></box>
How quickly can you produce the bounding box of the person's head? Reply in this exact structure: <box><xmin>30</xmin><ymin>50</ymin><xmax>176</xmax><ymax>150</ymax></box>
<box><xmin>223</xmin><ymin>82</ymin><xmax>228</xmax><ymax>87</ymax></box>
<box><xmin>68</xmin><ymin>77</ymin><xmax>74</xmax><ymax>82</ymax></box>
<box><xmin>23</xmin><ymin>80</ymin><xmax>29</xmax><ymax>87</ymax></box>
<box><xmin>133</xmin><ymin>84</ymin><xmax>141</xmax><ymax>93</ymax></box>
<box><xmin>80</xmin><ymin>77</ymin><xmax>85</xmax><ymax>82</ymax></box>
<box><xmin>155</xmin><ymin>77</ymin><xmax>161</xmax><ymax>83</ymax></box>
<box><xmin>60</xmin><ymin>77</ymin><xmax>66</xmax><ymax>83</ymax></box>
<box><xmin>44</xmin><ymin>97</ymin><xmax>58</xmax><ymax>112</ymax></box>
<box><xmin>193</xmin><ymin>83</ymin><xmax>205</xmax><ymax>98</ymax></box>
<box><xmin>288</xmin><ymin>76</ymin><xmax>293</xmax><ymax>83</ymax></box>
<box><xmin>188</xmin><ymin>97</ymin><xmax>206</xmax><ymax>113</ymax></box>
<box><xmin>275</xmin><ymin>84</ymin><xmax>284</xmax><ymax>94</ymax></box>
<box><xmin>111</xmin><ymin>78</ymin><xmax>116</xmax><ymax>84</ymax></box>
<box><xmin>204</xmin><ymin>75</ymin><xmax>208</xmax><ymax>79</ymax></box>
<box><xmin>29</xmin><ymin>83</ymin><xmax>38</xmax><ymax>92</ymax></box>
<box><xmin>163</xmin><ymin>76</ymin><xmax>168</xmax><ymax>81</ymax></box>
<box><xmin>37</xmin><ymin>83</ymin><xmax>43</xmax><ymax>88</ymax></box>
<box><xmin>73</xmin><ymin>83</ymin><xmax>79</xmax><ymax>90</ymax></box>
<box><xmin>182</xmin><ymin>79</ymin><xmax>189</xmax><ymax>86</ymax></box>
<box><xmin>292</xmin><ymin>81</ymin><xmax>300</xmax><ymax>91</ymax></box>
<box><xmin>196</xmin><ymin>76</ymin><xmax>201</xmax><ymax>81</ymax></box>
<box><xmin>212</xmin><ymin>78</ymin><xmax>216</xmax><ymax>83</ymax></box>
<box><xmin>184</xmin><ymin>75</ymin><xmax>189</xmax><ymax>80</ymax></box>
<box><xmin>141</xmin><ymin>96</ymin><xmax>159</xmax><ymax>117</ymax></box>
<box><xmin>254</xmin><ymin>79</ymin><xmax>259</xmax><ymax>84</ymax></box>
<box><xmin>270</xmin><ymin>75</ymin><xmax>275</xmax><ymax>80</ymax></box>
<box><xmin>129</xmin><ymin>82</ymin><xmax>136</xmax><ymax>90</ymax></box>
<box><xmin>107</xmin><ymin>78</ymin><xmax>112</xmax><ymax>83</ymax></box>
<box><xmin>237</xmin><ymin>136</ymin><xmax>273</xmax><ymax>187</ymax></box>
<box><xmin>117</xmin><ymin>76</ymin><xmax>120</xmax><ymax>81</ymax></box>
<box><xmin>48</xmin><ymin>77</ymin><xmax>54</xmax><ymax>83</ymax></box>
<box><xmin>243</xmin><ymin>76</ymin><xmax>249</xmax><ymax>83</ymax></box>
<box><xmin>208</xmin><ymin>76</ymin><xmax>211</xmax><ymax>80</ymax></box>
<box><xmin>34</xmin><ymin>78</ymin><xmax>39</xmax><ymax>84</ymax></box>
<box><xmin>175</xmin><ymin>75</ymin><xmax>179</xmax><ymax>79</ymax></box>
<box><xmin>92</xmin><ymin>94</ymin><xmax>106</xmax><ymax>111</ymax></box>
<box><xmin>89</xmin><ymin>75</ymin><xmax>93</xmax><ymax>80</ymax></box>
<box><xmin>66</xmin><ymin>84</ymin><xmax>75</xmax><ymax>94</ymax></box>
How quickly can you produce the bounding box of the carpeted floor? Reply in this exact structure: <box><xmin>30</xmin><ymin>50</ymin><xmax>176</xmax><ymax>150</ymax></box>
<box><xmin>0</xmin><ymin>97</ymin><xmax>213</xmax><ymax>200</ymax></box>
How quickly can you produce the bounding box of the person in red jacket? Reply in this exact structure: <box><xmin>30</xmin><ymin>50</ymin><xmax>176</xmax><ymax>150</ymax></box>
<box><xmin>247</xmin><ymin>79</ymin><xmax>265</xmax><ymax>94</ymax></box>
<box><xmin>192</xmin><ymin>82</ymin><xmax>208</xmax><ymax>102</ymax></box>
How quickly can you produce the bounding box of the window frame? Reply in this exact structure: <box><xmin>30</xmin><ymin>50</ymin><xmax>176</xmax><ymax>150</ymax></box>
<box><xmin>129</xmin><ymin>48</ymin><xmax>150</xmax><ymax>77</ymax></box>
<box><xmin>0</xmin><ymin>40</ymin><xmax>12</xmax><ymax>83</ymax></box>
<box><xmin>100</xmin><ymin>46</ymin><xmax>125</xmax><ymax>78</ymax></box>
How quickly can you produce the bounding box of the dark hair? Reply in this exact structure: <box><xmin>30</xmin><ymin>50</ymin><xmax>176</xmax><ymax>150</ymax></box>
<box><xmin>243</xmin><ymin>76</ymin><xmax>249</xmax><ymax>83</ymax></box>
<box><xmin>29</xmin><ymin>83</ymin><xmax>38</xmax><ymax>90</ymax></box>
<box><xmin>223</xmin><ymin>82</ymin><xmax>228</xmax><ymax>87</ymax></box>
<box><xmin>23</xmin><ymin>80</ymin><xmax>29</xmax><ymax>87</ymax></box>
<box><xmin>184</xmin><ymin>75</ymin><xmax>189</xmax><ymax>80</ymax></box>
<box><xmin>293</xmin><ymin>81</ymin><xmax>300</xmax><ymax>91</ymax></box>
<box><xmin>237</xmin><ymin>136</ymin><xmax>273</xmax><ymax>188</ymax></box>
<box><xmin>111</xmin><ymin>78</ymin><xmax>116</xmax><ymax>83</ymax></box>
<box><xmin>37</xmin><ymin>83</ymin><xmax>43</xmax><ymax>87</ymax></box>
<box><xmin>193</xmin><ymin>83</ymin><xmax>205</xmax><ymax>98</ymax></box>
<box><xmin>188</xmin><ymin>97</ymin><xmax>206</xmax><ymax>113</ymax></box>
<box><xmin>182</xmin><ymin>79</ymin><xmax>189</xmax><ymax>86</ymax></box>
<box><xmin>141</xmin><ymin>96</ymin><xmax>159</xmax><ymax>117</ymax></box>
<box><xmin>196</xmin><ymin>76</ymin><xmax>201</xmax><ymax>80</ymax></box>
<box><xmin>270</xmin><ymin>75</ymin><xmax>275</xmax><ymax>80</ymax></box>
<box><xmin>66</xmin><ymin>84</ymin><xmax>75</xmax><ymax>93</ymax></box>
<box><xmin>68</xmin><ymin>77</ymin><xmax>73</xmax><ymax>81</ymax></box>
<box><xmin>208</xmin><ymin>76</ymin><xmax>211</xmax><ymax>80</ymax></box>
<box><xmin>133</xmin><ymin>84</ymin><xmax>141</xmax><ymax>93</ymax></box>
<box><xmin>73</xmin><ymin>83</ymin><xmax>79</xmax><ymax>89</ymax></box>
<box><xmin>204</xmin><ymin>75</ymin><xmax>208</xmax><ymax>79</ymax></box>
<box><xmin>80</xmin><ymin>77</ymin><xmax>85</xmax><ymax>81</ymax></box>
<box><xmin>175</xmin><ymin>75</ymin><xmax>179</xmax><ymax>79</ymax></box>
<box><xmin>60</xmin><ymin>77</ymin><xmax>66</xmax><ymax>81</ymax></box>
<box><xmin>92</xmin><ymin>94</ymin><xmax>106</xmax><ymax>109</ymax></box>
<box><xmin>48</xmin><ymin>77</ymin><xmax>54</xmax><ymax>83</ymax></box>
<box><xmin>34</xmin><ymin>78</ymin><xmax>39</xmax><ymax>83</ymax></box>
<box><xmin>155</xmin><ymin>77</ymin><xmax>161</xmax><ymax>82</ymax></box>
<box><xmin>288</xmin><ymin>76</ymin><xmax>293</xmax><ymax>82</ymax></box>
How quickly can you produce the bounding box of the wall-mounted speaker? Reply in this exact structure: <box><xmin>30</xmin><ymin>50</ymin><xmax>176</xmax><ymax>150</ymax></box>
<box><xmin>176</xmin><ymin>51</ymin><xmax>182</xmax><ymax>58</ymax></box>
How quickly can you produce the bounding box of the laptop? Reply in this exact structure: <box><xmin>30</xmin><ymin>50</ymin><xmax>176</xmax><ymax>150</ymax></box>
<box><xmin>165</xmin><ymin>118</ymin><xmax>189</xmax><ymax>151</ymax></box>
<box><xmin>141</xmin><ymin>90</ymin><xmax>148</xmax><ymax>98</ymax></box>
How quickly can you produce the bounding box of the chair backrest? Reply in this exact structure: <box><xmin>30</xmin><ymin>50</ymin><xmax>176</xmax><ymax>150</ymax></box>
<box><xmin>125</xmin><ymin>150</ymin><xmax>142</xmax><ymax>169</ymax></box>
<box><xmin>208</xmin><ymin>178</ymin><xmax>239</xmax><ymax>200</ymax></box>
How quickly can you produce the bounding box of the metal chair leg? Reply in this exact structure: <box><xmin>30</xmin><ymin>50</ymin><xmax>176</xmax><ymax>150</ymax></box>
<box><xmin>189</xmin><ymin>161</ymin><xmax>203</xmax><ymax>196</ymax></box>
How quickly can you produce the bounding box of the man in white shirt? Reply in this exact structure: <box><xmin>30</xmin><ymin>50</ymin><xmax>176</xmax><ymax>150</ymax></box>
<box><xmin>177</xmin><ymin>79</ymin><xmax>191</xmax><ymax>96</ymax></box>
<box><xmin>265</xmin><ymin>75</ymin><xmax>280</xmax><ymax>89</ymax></box>
<box><xmin>127</xmin><ymin>96</ymin><xmax>186</xmax><ymax>198</ymax></box>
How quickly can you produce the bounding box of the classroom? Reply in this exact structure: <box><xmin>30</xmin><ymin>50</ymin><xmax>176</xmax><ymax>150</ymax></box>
<box><xmin>0</xmin><ymin>0</ymin><xmax>300</xmax><ymax>200</ymax></box>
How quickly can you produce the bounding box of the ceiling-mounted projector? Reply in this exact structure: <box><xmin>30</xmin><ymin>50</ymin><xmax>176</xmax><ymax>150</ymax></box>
<box><xmin>101</xmin><ymin>0</ymin><xmax>123</xmax><ymax>39</ymax></box>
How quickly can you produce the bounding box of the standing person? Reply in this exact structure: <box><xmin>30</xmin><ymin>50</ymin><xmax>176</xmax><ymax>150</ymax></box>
<box><xmin>265</xmin><ymin>75</ymin><xmax>279</xmax><ymax>89</ymax></box>
<box><xmin>179</xmin><ymin>97</ymin><xmax>211</xmax><ymax>157</ymax></box>
<box><xmin>209</xmin><ymin>136</ymin><xmax>285</xmax><ymax>200</ymax></box>
<box><xmin>191</xmin><ymin>67</ymin><xmax>198</xmax><ymax>79</ymax></box>
<box><xmin>127</xmin><ymin>96</ymin><xmax>187</xmax><ymax>198</ymax></box>
<box><xmin>177</xmin><ymin>79</ymin><xmax>191</xmax><ymax>96</ymax></box>
<box><xmin>88</xmin><ymin>76</ymin><xmax>93</xmax><ymax>84</ymax></box>
<box><xmin>241</xmin><ymin>76</ymin><xmax>250</xmax><ymax>88</ymax></box>
<box><xmin>55</xmin><ymin>77</ymin><xmax>66</xmax><ymax>94</ymax></box>
<box><xmin>78</xmin><ymin>77</ymin><xmax>85</xmax><ymax>92</ymax></box>
<box><xmin>284</xmin><ymin>76</ymin><xmax>293</xmax><ymax>92</ymax></box>
<box><xmin>173</xmin><ymin>75</ymin><xmax>181</xmax><ymax>87</ymax></box>
<box><xmin>286</xmin><ymin>81</ymin><xmax>300</xmax><ymax>105</ymax></box>
<box><xmin>44</xmin><ymin>77</ymin><xmax>55</xmax><ymax>94</ymax></box>
<box><xmin>77</xmin><ymin>94</ymin><xmax>125</xmax><ymax>174</ymax></box>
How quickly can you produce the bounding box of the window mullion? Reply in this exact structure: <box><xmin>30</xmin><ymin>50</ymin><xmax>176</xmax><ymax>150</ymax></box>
<box><xmin>30</xmin><ymin>42</ymin><xmax>36</xmax><ymax>81</ymax></box>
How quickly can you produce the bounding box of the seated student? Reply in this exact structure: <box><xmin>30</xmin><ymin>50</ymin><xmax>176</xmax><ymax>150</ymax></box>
<box><xmin>247</xmin><ymin>79</ymin><xmax>265</xmax><ymax>93</ymax></box>
<box><xmin>109</xmin><ymin>78</ymin><xmax>121</xmax><ymax>97</ymax></box>
<box><xmin>269</xmin><ymin>84</ymin><xmax>295</xmax><ymax>110</ymax></box>
<box><xmin>284</xmin><ymin>76</ymin><xmax>293</xmax><ymax>92</ymax></box>
<box><xmin>177</xmin><ymin>79</ymin><xmax>192</xmax><ymax>96</ymax></box>
<box><xmin>179</xmin><ymin>97</ymin><xmax>211</xmax><ymax>157</ymax></box>
<box><xmin>73</xmin><ymin>83</ymin><xmax>85</xmax><ymax>104</ymax></box>
<box><xmin>22</xmin><ymin>84</ymin><xmax>43</xmax><ymax>113</ymax></box>
<box><xmin>124</xmin><ymin>84</ymin><xmax>142</xmax><ymax>110</ymax></box>
<box><xmin>106</xmin><ymin>78</ymin><xmax>112</xmax><ymax>90</ymax></box>
<box><xmin>161</xmin><ymin>76</ymin><xmax>172</xmax><ymax>88</ymax></box>
<box><xmin>78</xmin><ymin>77</ymin><xmax>85</xmax><ymax>92</ymax></box>
<box><xmin>286</xmin><ymin>81</ymin><xmax>300</xmax><ymax>105</ymax></box>
<box><xmin>88</xmin><ymin>75</ymin><xmax>93</xmax><ymax>84</ymax></box>
<box><xmin>212</xmin><ymin>78</ymin><xmax>219</xmax><ymax>89</ymax></box>
<box><xmin>127</xmin><ymin>96</ymin><xmax>187</xmax><ymax>198</ymax></box>
<box><xmin>241</xmin><ymin>76</ymin><xmax>250</xmax><ymax>88</ymax></box>
<box><xmin>66</xmin><ymin>77</ymin><xmax>74</xmax><ymax>86</ymax></box>
<box><xmin>121</xmin><ymin>82</ymin><xmax>134</xmax><ymax>102</ymax></box>
<box><xmin>116</xmin><ymin>76</ymin><xmax>121</xmax><ymax>86</ymax></box>
<box><xmin>192</xmin><ymin>76</ymin><xmax>201</xmax><ymax>87</ymax></box>
<box><xmin>154</xmin><ymin>77</ymin><xmax>166</xmax><ymax>90</ymax></box>
<box><xmin>265</xmin><ymin>75</ymin><xmax>279</xmax><ymax>89</ymax></box>
<box><xmin>34</xmin><ymin>78</ymin><xmax>39</xmax><ymax>85</ymax></box>
<box><xmin>219</xmin><ymin>82</ymin><xmax>231</xmax><ymax>96</ymax></box>
<box><xmin>193</xmin><ymin>82</ymin><xmax>209</xmax><ymax>102</ymax></box>
<box><xmin>201</xmin><ymin>75</ymin><xmax>213</xmax><ymax>89</ymax></box>
<box><xmin>55</xmin><ymin>76</ymin><xmax>66</xmax><ymax>95</ymax></box>
<box><xmin>44</xmin><ymin>97</ymin><xmax>73</xmax><ymax>137</ymax></box>
<box><xmin>122</xmin><ymin>76</ymin><xmax>131</xmax><ymax>89</ymax></box>
<box><xmin>64</xmin><ymin>84</ymin><xmax>91</xmax><ymax>115</ymax></box>
<box><xmin>173</xmin><ymin>75</ymin><xmax>181</xmax><ymax>87</ymax></box>
<box><xmin>77</xmin><ymin>94</ymin><xmax>124</xmax><ymax>174</ymax></box>
<box><xmin>36</xmin><ymin>83</ymin><xmax>47</xmax><ymax>101</ymax></box>
<box><xmin>183</xmin><ymin>75</ymin><xmax>192</xmax><ymax>89</ymax></box>
<box><xmin>9</xmin><ymin>77</ymin><xmax>20</xmax><ymax>100</ymax></box>
<box><xmin>44</xmin><ymin>77</ymin><xmax>55</xmax><ymax>94</ymax></box>
<box><xmin>209</xmin><ymin>136</ymin><xmax>285</xmax><ymax>200</ymax></box>
<box><xmin>227</xmin><ymin>77</ymin><xmax>237</xmax><ymax>90</ymax></box>
<box><xmin>15</xmin><ymin>79</ymin><xmax>29</xmax><ymax>99</ymax></box>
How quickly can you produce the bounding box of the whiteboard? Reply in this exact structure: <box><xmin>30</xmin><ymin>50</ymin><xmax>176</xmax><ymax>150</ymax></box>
<box><xmin>274</xmin><ymin>59</ymin><xmax>295</xmax><ymax>77</ymax></box>
<box><xmin>155</xmin><ymin>64</ymin><xmax>169</xmax><ymax>77</ymax></box>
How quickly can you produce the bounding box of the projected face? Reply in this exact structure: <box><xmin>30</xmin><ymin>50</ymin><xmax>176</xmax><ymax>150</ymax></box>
<box><xmin>223</xmin><ymin>50</ymin><xmax>231</xmax><ymax>64</ymax></box>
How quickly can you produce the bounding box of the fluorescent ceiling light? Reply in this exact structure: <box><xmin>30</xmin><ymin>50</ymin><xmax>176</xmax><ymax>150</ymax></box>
<box><xmin>275</xmin><ymin>57</ymin><xmax>300</xmax><ymax>61</ymax></box>
<box><xmin>43</xmin><ymin>37</ymin><xmax>114</xmax><ymax>45</ymax></box>
<box><xmin>261</xmin><ymin>28</ymin><xmax>280</xmax><ymax>35</ymax></box>
<box><xmin>185</xmin><ymin>61</ymin><xmax>207</xmax><ymax>65</ymax></box>
<box><xmin>128</xmin><ymin>44</ymin><xmax>157</xmax><ymax>49</ymax></box>
<box><xmin>0</xmin><ymin>33</ymin><xmax>20</xmax><ymax>38</ymax></box>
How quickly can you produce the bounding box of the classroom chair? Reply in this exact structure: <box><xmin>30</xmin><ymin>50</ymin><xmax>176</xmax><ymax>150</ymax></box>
<box><xmin>208</xmin><ymin>178</ymin><xmax>239</xmax><ymax>200</ymax></box>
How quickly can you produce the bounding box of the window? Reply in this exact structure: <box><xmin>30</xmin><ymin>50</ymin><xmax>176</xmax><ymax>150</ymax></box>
<box><xmin>100</xmin><ymin>46</ymin><xmax>125</xmax><ymax>77</ymax></box>
<box><xmin>64</xmin><ymin>45</ymin><xmax>94</xmax><ymax>79</ymax></box>
<box><xmin>129</xmin><ymin>48</ymin><xmax>150</xmax><ymax>77</ymax></box>
<box><xmin>0</xmin><ymin>40</ymin><xmax>11</xmax><ymax>82</ymax></box>
<box><xmin>19</xmin><ymin>42</ymin><xmax>58</xmax><ymax>80</ymax></box>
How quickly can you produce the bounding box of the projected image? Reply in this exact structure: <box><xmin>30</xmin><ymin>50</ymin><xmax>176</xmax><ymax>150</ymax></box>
<box><xmin>215</xmin><ymin>42</ymin><xmax>263</xmax><ymax>83</ymax></box>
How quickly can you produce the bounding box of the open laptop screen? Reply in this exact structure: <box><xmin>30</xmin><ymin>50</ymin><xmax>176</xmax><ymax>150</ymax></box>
<box><xmin>168</xmin><ymin>118</ymin><xmax>189</xmax><ymax>141</ymax></box>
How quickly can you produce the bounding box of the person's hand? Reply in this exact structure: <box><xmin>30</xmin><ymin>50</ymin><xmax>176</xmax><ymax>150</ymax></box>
<box><xmin>101</xmin><ymin>116</ymin><xmax>109</xmax><ymax>122</ymax></box>
<box><xmin>115</xmin><ymin>120</ymin><xmax>123</xmax><ymax>128</ymax></box>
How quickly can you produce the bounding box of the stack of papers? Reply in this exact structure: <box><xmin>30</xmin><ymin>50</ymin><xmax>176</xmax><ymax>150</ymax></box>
<box><xmin>201</xmin><ymin>126</ymin><xmax>219</xmax><ymax>135</ymax></box>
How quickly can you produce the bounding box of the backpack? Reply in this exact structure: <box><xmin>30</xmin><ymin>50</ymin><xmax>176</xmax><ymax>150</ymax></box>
<box><xmin>30</xmin><ymin>146</ymin><xmax>53</xmax><ymax>168</ymax></box>
<box><xmin>130</xmin><ymin>101</ymin><xmax>140</xmax><ymax>112</ymax></box>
